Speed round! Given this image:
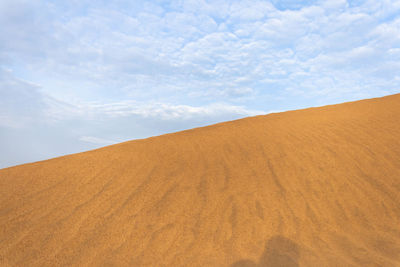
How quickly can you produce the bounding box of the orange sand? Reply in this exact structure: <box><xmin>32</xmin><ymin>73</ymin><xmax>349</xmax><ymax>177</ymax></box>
<box><xmin>1</xmin><ymin>94</ymin><xmax>400</xmax><ymax>266</ymax></box>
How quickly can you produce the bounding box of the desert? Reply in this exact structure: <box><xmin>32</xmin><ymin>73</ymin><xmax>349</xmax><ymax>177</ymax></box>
<box><xmin>1</xmin><ymin>93</ymin><xmax>400</xmax><ymax>266</ymax></box>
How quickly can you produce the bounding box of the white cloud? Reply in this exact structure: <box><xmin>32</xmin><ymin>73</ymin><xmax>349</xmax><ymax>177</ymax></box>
<box><xmin>0</xmin><ymin>68</ymin><xmax>49</xmax><ymax>128</ymax></box>
<box><xmin>0</xmin><ymin>66</ymin><xmax>265</xmax><ymax>168</ymax></box>
<box><xmin>2</xmin><ymin>0</ymin><xmax>396</xmax><ymax>105</ymax></box>
<box><xmin>229</xmin><ymin>1</ymin><xmax>275</xmax><ymax>21</ymax></box>
<box><xmin>86</xmin><ymin>101</ymin><xmax>265</xmax><ymax>120</ymax></box>
<box><xmin>79</xmin><ymin>136</ymin><xmax>117</xmax><ymax>146</ymax></box>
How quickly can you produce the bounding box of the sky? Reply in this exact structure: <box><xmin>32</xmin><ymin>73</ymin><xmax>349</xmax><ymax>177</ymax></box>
<box><xmin>1</xmin><ymin>0</ymin><xmax>399</xmax><ymax>168</ymax></box>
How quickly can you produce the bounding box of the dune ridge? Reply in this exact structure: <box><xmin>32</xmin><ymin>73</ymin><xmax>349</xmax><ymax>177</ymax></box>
<box><xmin>1</xmin><ymin>93</ymin><xmax>400</xmax><ymax>266</ymax></box>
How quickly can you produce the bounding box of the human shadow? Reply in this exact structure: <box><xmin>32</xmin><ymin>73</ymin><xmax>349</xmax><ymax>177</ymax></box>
<box><xmin>231</xmin><ymin>236</ymin><xmax>299</xmax><ymax>267</ymax></box>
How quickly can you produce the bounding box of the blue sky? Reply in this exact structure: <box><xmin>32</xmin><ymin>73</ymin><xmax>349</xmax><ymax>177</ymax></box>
<box><xmin>1</xmin><ymin>0</ymin><xmax>399</xmax><ymax>168</ymax></box>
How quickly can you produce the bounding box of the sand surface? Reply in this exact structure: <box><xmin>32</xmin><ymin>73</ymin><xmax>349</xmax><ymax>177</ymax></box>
<box><xmin>1</xmin><ymin>94</ymin><xmax>400</xmax><ymax>266</ymax></box>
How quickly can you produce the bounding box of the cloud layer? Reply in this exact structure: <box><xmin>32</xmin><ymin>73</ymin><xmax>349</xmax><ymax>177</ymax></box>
<box><xmin>1</xmin><ymin>0</ymin><xmax>399</xmax><ymax>167</ymax></box>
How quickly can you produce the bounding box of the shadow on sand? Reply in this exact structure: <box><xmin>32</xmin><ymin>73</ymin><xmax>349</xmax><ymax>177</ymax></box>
<box><xmin>231</xmin><ymin>236</ymin><xmax>299</xmax><ymax>267</ymax></box>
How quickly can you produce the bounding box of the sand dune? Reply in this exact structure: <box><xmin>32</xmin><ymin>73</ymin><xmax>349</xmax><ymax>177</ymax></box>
<box><xmin>1</xmin><ymin>94</ymin><xmax>400</xmax><ymax>266</ymax></box>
